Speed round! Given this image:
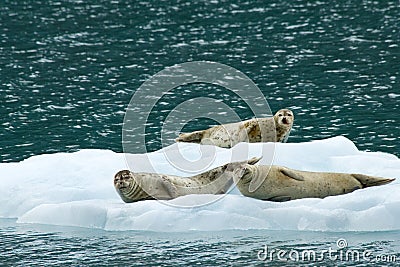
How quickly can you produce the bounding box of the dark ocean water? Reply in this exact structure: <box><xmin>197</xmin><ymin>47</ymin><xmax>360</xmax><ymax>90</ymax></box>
<box><xmin>1</xmin><ymin>218</ymin><xmax>400</xmax><ymax>267</ymax></box>
<box><xmin>0</xmin><ymin>0</ymin><xmax>398</xmax><ymax>162</ymax></box>
<box><xmin>0</xmin><ymin>0</ymin><xmax>399</xmax><ymax>265</ymax></box>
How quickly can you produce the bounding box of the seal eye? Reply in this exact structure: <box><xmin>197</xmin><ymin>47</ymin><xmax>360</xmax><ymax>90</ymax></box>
<box><xmin>278</xmin><ymin>114</ymin><xmax>283</xmax><ymax>117</ymax></box>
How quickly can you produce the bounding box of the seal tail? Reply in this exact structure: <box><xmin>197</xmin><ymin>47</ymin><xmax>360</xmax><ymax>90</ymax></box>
<box><xmin>175</xmin><ymin>130</ymin><xmax>204</xmax><ymax>143</ymax></box>
<box><xmin>352</xmin><ymin>174</ymin><xmax>395</xmax><ymax>188</ymax></box>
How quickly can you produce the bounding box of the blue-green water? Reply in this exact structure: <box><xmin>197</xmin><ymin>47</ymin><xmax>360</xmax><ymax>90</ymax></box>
<box><xmin>1</xmin><ymin>0</ymin><xmax>399</xmax><ymax>265</ymax></box>
<box><xmin>1</xmin><ymin>218</ymin><xmax>400</xmax><ymax>266</ymax></box>
<box><xmin>0</xmin><ymin>0</ymin><xmax>398</xmax><ymax>162</ymax></box>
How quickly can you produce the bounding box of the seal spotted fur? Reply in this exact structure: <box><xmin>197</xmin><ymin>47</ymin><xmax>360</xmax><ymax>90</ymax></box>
<box><xmin>176</xmin><ymin>109</ymin><xmax>294</xmax><ymax>148</ymax></box>
<box><xmin>234</xmin><ymin>164</ymin><xmax>395</xmax><ymax>201</ymax></box>
<box><xmin>114</xmin><ymin>158</ymin><xmax>261</xmax><ymax>203</ymax></box>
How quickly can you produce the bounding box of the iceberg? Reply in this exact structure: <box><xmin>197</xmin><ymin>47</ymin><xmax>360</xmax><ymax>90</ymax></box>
<box><xmin>0</xmin><ymin>136</ymin><xmax>399</xmax><ymax>232</ymax></box>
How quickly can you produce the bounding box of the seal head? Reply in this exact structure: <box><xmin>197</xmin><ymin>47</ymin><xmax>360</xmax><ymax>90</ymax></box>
<box><xmin>114</xmin><ymin>170</ymin><xmax>153</xmax><ymax>203</ymax></box>
<box><xmin>273</xmin><ymin>109</ymin><xmax>294</xmax><ymax>142</ymax></box>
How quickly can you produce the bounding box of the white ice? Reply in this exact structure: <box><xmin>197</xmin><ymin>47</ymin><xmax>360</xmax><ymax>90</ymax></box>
<box><xmin>0</xmin><ymin>136</ymin><xmax>399</xmax><ymax>232</ymax></box>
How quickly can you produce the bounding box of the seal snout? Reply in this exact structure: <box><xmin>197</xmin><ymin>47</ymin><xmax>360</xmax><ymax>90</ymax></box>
<box><xmin>117</xmin><ymin>180</ymin><xmax>127</xmax><ymax>189</ymax></box>
<box><xmin>275</xmin><ymin>109</ymin><xmax>294</xmax><ymax>126</ymax></box>
<box><xmin>280</xmin><ymin>115</ymin><xmax>292</xmax><ymax>125</ymax></box>
<box><xmin>114</xmin><ymin>170</ymin><xmax>132</xmax><ymax>190</ymax></box>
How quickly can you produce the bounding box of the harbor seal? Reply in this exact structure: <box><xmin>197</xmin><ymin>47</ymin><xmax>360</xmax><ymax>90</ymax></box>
<box><xmin>175</xmin><ymin>109</ymin><xmax>294</xmax><ymax>148</ymax></box>
<box><xmin>114</xmin><ymin>157</ymin><xmax>261</xmax><ymax>203</ymax></box>
<box><xmin>234</xmin><ymin>164</ymin><xmax>395</xmax><ymax>201</ymax></box>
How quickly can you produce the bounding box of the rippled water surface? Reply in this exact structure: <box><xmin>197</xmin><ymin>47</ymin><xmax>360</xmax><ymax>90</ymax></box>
<box><xmin>0</xmin><ymin>0</ymin><xmax>399</xmax><ymax>265</ymax></box>
<box><xmin>1</xmin><ymin>219</ymin><xmax>400</xmax><ymax>266</ymax></box>
<box><xmin>0</xmin><ymin>0</ymin><xmax>398</xmax><ymax>161</ymax></box>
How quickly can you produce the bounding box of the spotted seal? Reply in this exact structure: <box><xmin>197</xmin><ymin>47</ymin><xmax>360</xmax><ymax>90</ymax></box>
<box><xmin>176</xmin><ymin>109</ymin><xmax>294</xmax><ymax>148</ymax></box>
<box><xmin>234</xmin><ymin>164</ymin><xmax>395</xmax><ymax>201</ymax></box>
<box><xmin>114</xmin><ymin>158</ymin><xmax>261</xmax><ymax>203</ymax></box>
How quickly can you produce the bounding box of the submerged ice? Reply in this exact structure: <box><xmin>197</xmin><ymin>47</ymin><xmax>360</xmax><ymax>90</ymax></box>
<box><xmin>0</xmin><ymin>136</ymin><xmax>399</xmax><ymax>232</ymax></box>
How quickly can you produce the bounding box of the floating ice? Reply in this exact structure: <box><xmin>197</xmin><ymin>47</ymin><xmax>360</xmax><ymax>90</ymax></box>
<box><xmin>0</xmin><ymin>136</ymin><xmax>399</xmax><ymax>232</ymax></box>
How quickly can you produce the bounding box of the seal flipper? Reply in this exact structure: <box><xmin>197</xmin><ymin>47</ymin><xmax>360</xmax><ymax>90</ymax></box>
<box><xmin>280</xmin><ymin>168</ymin><xmax>305</xmax><ymax>181</ymax></box>
<box><xmin>247</xmin><ymin>156</ymin><xmax>262</xmax><ymax>165</ymax></box>
<box><xmin>281</xmin><ymin>129</ymin><xmax>291</xmax><ymax>143</ymax></box>
<box><xmin>234</xmin><ymin>156</ymin><xmax>263</xmax><ymax>192</ymax></box>
<box><xmin>232</xmin><ymin>164</ymin><xmax>253</xmax><ymax>186</ymax></box>
<box><xmin>352</xmin><ymin>174</ymin><xmax>395</xmax><ymax>188</ymax></box>
<box><xmin>266</xmin><ymin>195</ymin><xmax>292</xmax><ymax>202</ymax></box>
<box><xmin>226</xmin><ymin>157</ymin><xmax>262</xmax><ymax>173</ymax></box>
<box><xmin>175</xmin><ymin>130</ymin><xmax>204</xmax><ymax>143</ymax></box>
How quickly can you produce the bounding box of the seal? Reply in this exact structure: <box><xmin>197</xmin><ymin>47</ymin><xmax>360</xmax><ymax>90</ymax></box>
<box><xmin>114</xmin><ymin>157</ymin><xmax>261</xmax><ymax>203</ymax></box>
<box><xmin>175</xmin><ymin>109</ymin><xmax>294</xmax><ymax>148</ymax></box>
<box><xmin>234</xmin><ymin>164</ymin><xmax>395</xmax><ymax>201</ymax></box>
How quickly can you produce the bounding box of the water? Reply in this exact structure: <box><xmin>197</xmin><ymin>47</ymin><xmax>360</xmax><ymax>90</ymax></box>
<box><xmin>1</xmin><ymin>219</ymin><xmax>400</xmax><ymax>266</ymax></box>
<box><xmin>0</xmin><ymin>0</ymin><xmax>398</xmax><ymax>162</ymax></box>
<box><xmin>0</xmin><ymin>0</ymin><xmax>399</xmax><ymax>265</ymax></box>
